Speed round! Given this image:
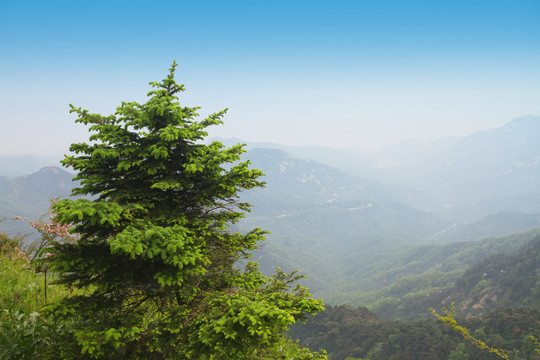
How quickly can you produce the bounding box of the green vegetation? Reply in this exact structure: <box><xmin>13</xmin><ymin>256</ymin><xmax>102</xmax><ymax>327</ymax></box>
<box><xmin>432</xmin><ymin>303</ymin><xmax>511</xmax><ymax>359</ymax></box>
<box><xmin>255</xmin><ymin>225</ymin><xmax>540</xmax><ymax>320</ymax></box>
<box><xmin>288</xmin><ymin>235</ymin><xmax>540</xmax><ymax>359</ymax></box>
<box><xmin>291</xmin><ymin>305</ymin><xmax>540</xmax><ymax>360</ymax></box>
<box><xmin>365</xmin><ymin>234</ymin><xmax>540</xmax><ymax>320</ymax></box>
<box><xmin>0</xmin><ymin>227</ymin><xmax>78</xmax><ymax>359</ymax></box>
<box><xmin>1</xmin><ymin>244</ymin><xmax>50</xmax><ymax>359</ymax></box>
<box><xmin>3</xmin><ymin>227</ymin><xmax>538</xmax><ymax>359</ymax></box>
<box><xmin>433</xmin><ymin>303</ymin><xmax>540</xmax><ymax>359</ymax></box>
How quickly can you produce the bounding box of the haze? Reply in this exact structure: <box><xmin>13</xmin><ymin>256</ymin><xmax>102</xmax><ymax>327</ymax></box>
<box><xmin>1</xmin><ymin>0</ymin><xmax>539</xmax><ymax>156</ymax></box>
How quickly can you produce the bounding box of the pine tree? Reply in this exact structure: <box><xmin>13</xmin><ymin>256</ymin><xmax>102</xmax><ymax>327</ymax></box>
<box><xmin>44</xmin><ymin>62</ymin><xmax>325</xmax><ymax>359</ymax></box>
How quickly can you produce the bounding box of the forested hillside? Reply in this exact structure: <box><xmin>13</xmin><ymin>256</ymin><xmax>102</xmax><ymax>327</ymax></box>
<box><xmin>288</xmin><ymin>235</ymin><xmax>540</xmax><ymax>359</ymax></box>
<box><xmin>234</xmin><ymin>144</ymin><xmax>540</xmax><ymax>304</ymax></box>
<box><xmin>445</xmin><ymin>235</ymin><xmax>540</xmax><ymax>317</ymax></box>
<box><xmin>244</xmin><ymin>208</ymin><xmax>540</xmax><ymax>310</ymax></box>
<box><xmin>354</xmin><ymin>234</ymin><xmax>540</xmax><ymax>320</ymax></box>
<box><xmin>290</xmin><ymin>305</ymin><xmax>540</xmax><ymax>360</ymax></box>
<box><xmin>223</xmin><ymin>115</ymin><xmax>540</xmax><ymax>222</ymax></box>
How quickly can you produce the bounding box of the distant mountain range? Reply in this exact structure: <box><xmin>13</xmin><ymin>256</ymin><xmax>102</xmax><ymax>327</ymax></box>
<box><xmin>232</xmin><ymin>129</ymin><xmax>540</xmax><ymax>301</ymax></box>
<box><xmin>0</xmin><ymin>116</ymin><xmax>539</xmax><ymax>318</ymax></box>
<box><xmin>0</xmin><ymin>166</ymin><xmax>75</xmax><ymax>237</ymax></box>
<box><xmin>220</xmin><ymin>114</ymin><xmax>540</xmax><ymax>222</ymax></box>
<box><xmin>0</xmin><ymin>154</ymin><xmax>63</xmax><ymax>178</ymax></box>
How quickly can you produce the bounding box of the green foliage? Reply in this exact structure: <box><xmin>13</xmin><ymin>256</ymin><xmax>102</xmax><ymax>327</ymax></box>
<box><xmin>291</xmin><ymin>305</ymin><xmax>540</xmax><ymax>360</ymax></box>
<box><xmin>0</xmin><ymin>231</ymin><xmax>77</xmax><ymax>359</ymax></box>
<box><xmin>330</xmin><ymin>232</ymin><xmax>540</xmax><ymax>321</ymax></box>
<box><xmin>432</xmin><ymin>304</ymin><xmax>540</xmax><ymax>360</ymax></box>
<box><xmin>0</xmin><ymin>221</ymin><xmax>26</xmax><ymax>254</ymax></box>
<box><xmin>432</xmin><ymin>304</ymin><xmax>510</xmax><ymax>359</ymax></box>
<box><xmin>41</xmin><ymin>62</ymin><xmax>324</xmax><ymax>359</ymax></box>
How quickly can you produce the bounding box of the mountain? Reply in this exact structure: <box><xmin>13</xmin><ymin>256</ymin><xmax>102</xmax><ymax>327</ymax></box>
<box><xmin>234</xmin><ymin>148</ymin><xmax>540</xmax><ymax>301</ymax></box>
<box><xmin>371</xmin><ymin>116</ymin><xmax>540</xmax><ymax>220</ymax></box>
<box><xmin>222</xmin><ymin>115</ymin><xmax>540</xmax><ymax>221</ymax></box>
<box><xmin>410</xmin><ymin>116</ymin><xmax>540</xmax><ymax>210</ymax></box>
<box><xmin>0</xmin><ymin>166</ymin><xmax>76</xmax><ymax>238</ymax></box>
<box><xmin>233</xmin><ymin>148</ymin><xmax>455</xmax><ymax>295</ymax></box>
<box><xmin>0</xmin><ymin>154</ymin><xmax>63</xmax><ymax>177</ymax></box>
<box><xmin>2</xmin><ymin>149</ymin><xmax>539</xmax><ymax>306</ymax></box>
<box><xmin>1</xmin><ymin>116</ymin><xmax>539</xmax><ymax>317</ymax></box>
<box><xmin>241</xmin><ymin>147</ymin><xmax>438</xmax><ymax>210</ymax></box>
<box><xmin>241</xmin><ymin>197</ymin><xmax>454</xmax><ymax>296</ymax></box>
<box><xmin>214</xmin><ymin>137</ymin><xmax>375</xmax><ymax>175</ymax></box>
<box><xmin>443</xmin><ymin>234</ymin><xmax>540</xmax><ymax>318</ymax></box>
<box><xmin>351</xmin><ymin>231</ymin><xmax>540</xmax><ymax>320</ymax></box>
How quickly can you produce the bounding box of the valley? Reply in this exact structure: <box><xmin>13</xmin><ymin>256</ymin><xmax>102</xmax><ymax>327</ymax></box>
<box><xmin>1</xmin><ymin>115</ymin><xmax>539</xmax><ymax>359</ymax></box>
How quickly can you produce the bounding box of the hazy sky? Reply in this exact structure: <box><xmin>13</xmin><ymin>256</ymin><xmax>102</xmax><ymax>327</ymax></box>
<box><xmin>1</xmin><ymin>0</ymin><xmax>539</xmax><ymax>156</ymax></box>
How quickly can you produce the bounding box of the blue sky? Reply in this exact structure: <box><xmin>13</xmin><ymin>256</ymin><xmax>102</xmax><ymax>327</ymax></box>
<box><xmin>1</xmin><ymin>0</ymin><xmax>539</xmax><ymax>155</ymax></box>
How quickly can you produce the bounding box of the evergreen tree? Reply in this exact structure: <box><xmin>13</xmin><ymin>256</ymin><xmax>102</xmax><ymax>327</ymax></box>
<box><xmin>44</xmin><ymin>62</ymin><xmax>325</xmax><ymax>359</ymax></box>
